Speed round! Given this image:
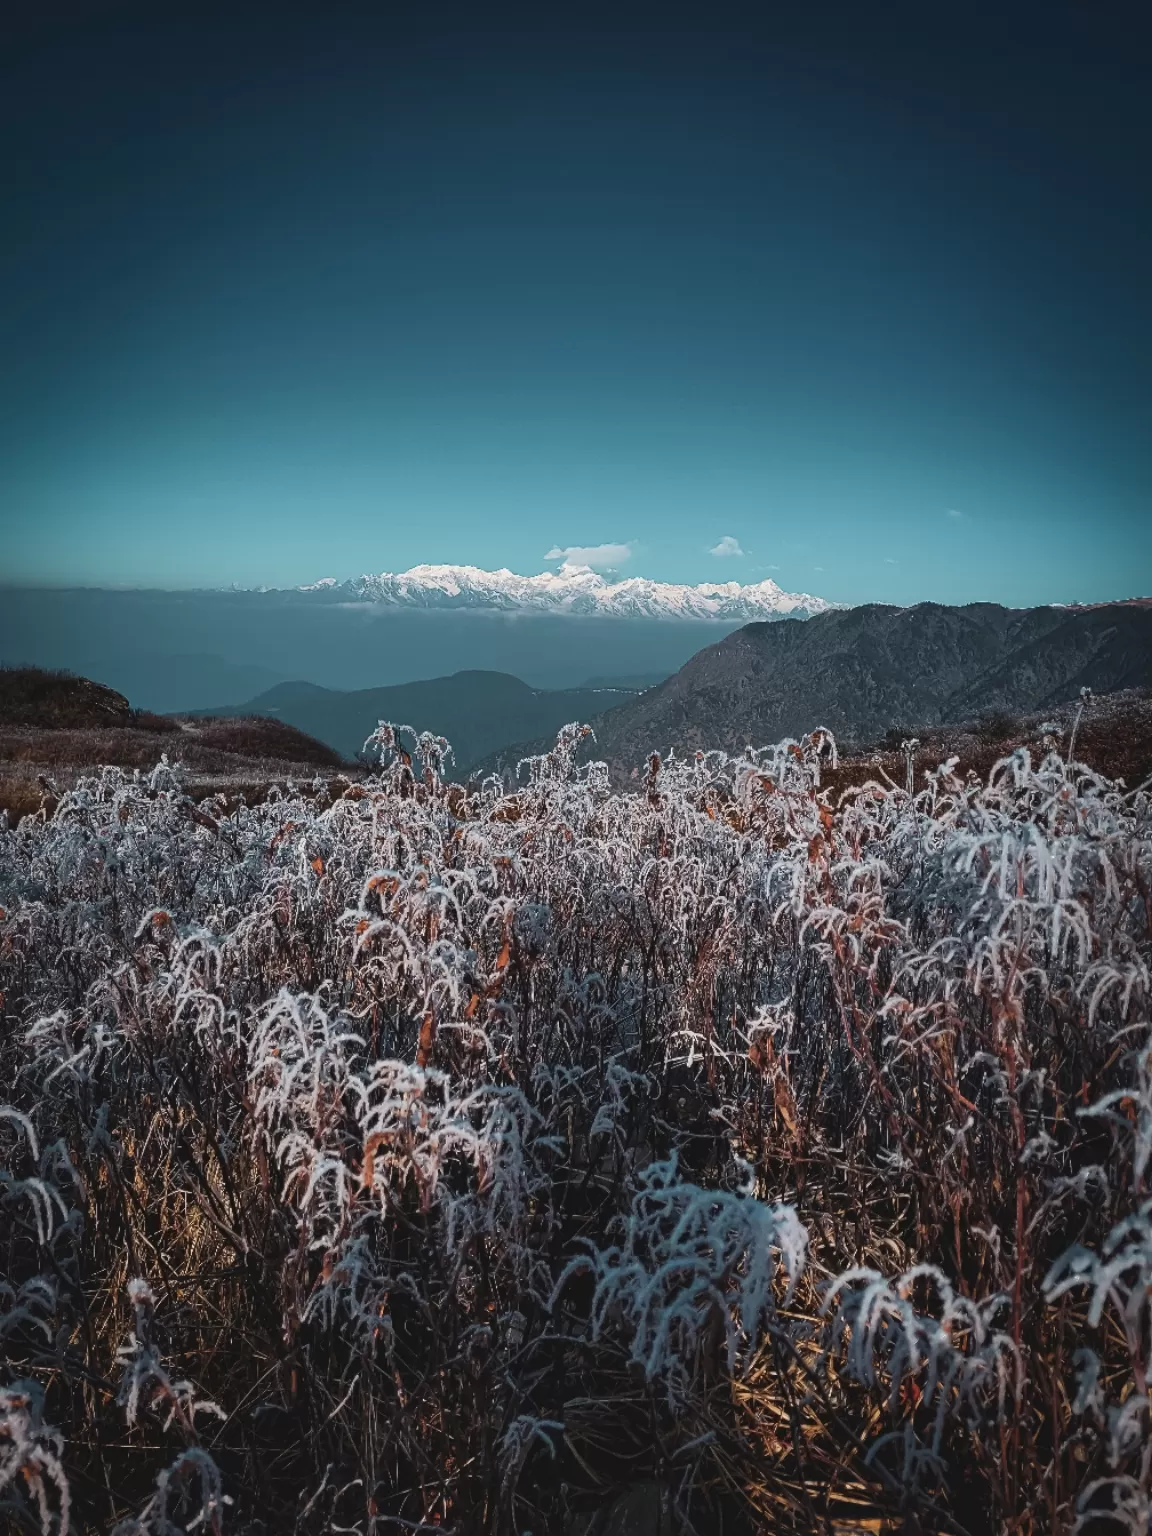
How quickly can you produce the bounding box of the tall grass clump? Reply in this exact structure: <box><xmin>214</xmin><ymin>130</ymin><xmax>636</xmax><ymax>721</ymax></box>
<box><xmin>1</xmin><ymin>721</ymin><xmax>1150</xmax><ymax>1532</ymax></box>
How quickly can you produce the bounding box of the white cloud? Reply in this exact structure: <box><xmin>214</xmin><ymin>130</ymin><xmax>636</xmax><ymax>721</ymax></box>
<box><xmin>545</xmin><ymin>542</ymin><xmax>633</xmax><ymax>572</ymax></box>
<box><xmin>709</xmin><ymin>535</ymin><xmax>745</xmax><ymax>558</ymax></box>
<box><xmin>946</xmin><ymin>508</ymin><xmax>964</xmax><ymax>519</ymax></box>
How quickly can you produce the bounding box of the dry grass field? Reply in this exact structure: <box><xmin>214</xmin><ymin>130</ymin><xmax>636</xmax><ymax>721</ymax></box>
<box><xmin>0</xmin><ymin>667</ymin><xmax>353</xmax><ymax>826</ymax></box>
<box><xmin>1</xmin><ymin>688</ymin><xmax>1151</xmax><ymax>1533</ymax></box>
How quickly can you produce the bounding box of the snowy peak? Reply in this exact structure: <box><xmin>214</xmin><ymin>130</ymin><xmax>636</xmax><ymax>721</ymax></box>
<box><xmin>306</xmin><ymin>564</ymin><xmax>833</xmax><ymax>620</ymax></box>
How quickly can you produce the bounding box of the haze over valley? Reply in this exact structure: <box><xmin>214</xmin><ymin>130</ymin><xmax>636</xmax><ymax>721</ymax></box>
<box><xmin>0</xmin><ymin>562</ymin><xmax>831</xmax><ymax>710</ymax></box>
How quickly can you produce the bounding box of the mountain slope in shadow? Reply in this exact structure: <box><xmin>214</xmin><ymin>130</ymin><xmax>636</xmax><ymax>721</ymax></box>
<box><xmin>494</xmin><ymin>602</ymin><xmax>1152</xmax><ymax>778</ymax></box>
<box><xmin>195</xmin><ymin>670</ymin><xmax>639</xmax><ymax>770</ymax></box>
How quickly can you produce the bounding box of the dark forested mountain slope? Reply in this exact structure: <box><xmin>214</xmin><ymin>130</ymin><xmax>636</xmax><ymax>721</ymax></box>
<box><xmin>580</xmin><ymin>602</ymin><xmax>1152</xmax><ymax>770</ymax></box>
<box><xmin>197</xmin><ymin>670</ymin><xmax>639</xmax><ymax>770</ymax></box>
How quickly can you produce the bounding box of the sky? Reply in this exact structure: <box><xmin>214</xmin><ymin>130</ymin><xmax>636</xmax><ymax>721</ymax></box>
<box><xmin>1</xmin><ymin>1</ymin><xmax>1150</xmax><ymax>607</ymax></box>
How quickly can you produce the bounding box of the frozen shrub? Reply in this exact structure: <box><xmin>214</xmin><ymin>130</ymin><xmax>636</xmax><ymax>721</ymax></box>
<box><xmin>0</xmin><ymin>724</ymin><xmax>1148</xmax><ymax>1530</ymax></box>
<box><xmin>0</xmin><ymin>1380</ymin><xmax>70</xmax><ymax>1535</ymax></box>
<box><xmin>555</xmin><ymin>1156</ymin><xmax>807</xmax><ymax>1401</ymax></box>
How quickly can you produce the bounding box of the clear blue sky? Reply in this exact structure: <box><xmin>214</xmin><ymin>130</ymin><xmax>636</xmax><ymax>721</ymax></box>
<box><xmin>2</xmin><ymin>2</ymin><xmax>1150</xmax><ymax>606</ymax></box>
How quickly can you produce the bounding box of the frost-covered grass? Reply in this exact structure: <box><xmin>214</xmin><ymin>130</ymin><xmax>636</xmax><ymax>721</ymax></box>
<box><xmin>1</xmin><ymin>717</ymin><xmax>1150</xmax><ymax>1533</ymax></box>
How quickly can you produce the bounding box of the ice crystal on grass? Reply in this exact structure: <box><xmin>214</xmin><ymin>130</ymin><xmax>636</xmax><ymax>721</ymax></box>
<box><xmin>110</xmin><ymin>1448</ymin><xmax>229</xmax><ymax>1536</ymax></box>
<box><xmin>0</xmin><ymin>1381</ymin><xmax>70</xmax><ymax>1535</ymax></box>
<box><xmin>0</xmin><ymin>717</ymin><xmax>1150</xmax><ymax>1529</ymax></box>
<box><xmin>117</xmin><ymin>1281</ymin><xmax>225</xmax><ymax>1440</ymax></box>
<box><xmin>556</xmin><ymin>1157</ymin><xmax>807</xmax><ymax>1401</ymax></box>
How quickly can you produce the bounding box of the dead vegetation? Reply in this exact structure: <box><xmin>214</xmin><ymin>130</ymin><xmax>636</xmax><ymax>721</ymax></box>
<box><xmin>824</xmin><ymin>687</ymin><xmax>1152</xmax><ymax>803</ymax></box>
<box><xmin>0</xmin><ymin>668</ymin><xmax>351</xmax><ymax>825</ymax></box>
<box><xmin>0</xmin><ymin>666</ymin><xmax>142</xmax><ymax>729</ymax></box>
<box><xmin>0</xmin><ymin>712</ymin><xmax>1150</xmax><ymax>1534</ymax></box>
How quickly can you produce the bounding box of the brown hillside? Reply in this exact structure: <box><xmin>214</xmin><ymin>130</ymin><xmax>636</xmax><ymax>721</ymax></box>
<box><xmin>825</xmin><ymin>687</ymin><xmax>1152</xmax><ymax>801</ymax></box>
<box><xmin>0</xmin><ymin>665</ymin><xmax>140</xmax><ymax>728</ymax></box>
<box><xmin>0</xmin><ymin>669</ymin><xmax>353</xmax><ymax>825</ymax></box>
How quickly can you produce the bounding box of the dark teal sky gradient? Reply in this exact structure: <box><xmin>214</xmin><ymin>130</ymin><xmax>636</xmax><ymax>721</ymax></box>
<box><xmin>2</xmin><ymin>3</ymin><xmax>1150</xmax><ymax>604</ymax></box>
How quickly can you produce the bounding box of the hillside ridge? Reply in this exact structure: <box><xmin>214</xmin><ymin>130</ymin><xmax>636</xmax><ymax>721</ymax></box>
<box><xmin>478</xmin><ymin>601</ymin><xmax>1152</xmax><ymax>778</ymax></box>
<box><xmin>195</xmin><ymin>669</ymin><xmax>642</xmax><ymax>768</ymax></box>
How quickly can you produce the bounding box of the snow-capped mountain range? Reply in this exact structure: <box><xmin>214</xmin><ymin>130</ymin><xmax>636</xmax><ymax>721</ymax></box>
<box><xmin>300</xmin><ymin>564</ymin><xmax>833</xmax><ymax>621</ymax></box>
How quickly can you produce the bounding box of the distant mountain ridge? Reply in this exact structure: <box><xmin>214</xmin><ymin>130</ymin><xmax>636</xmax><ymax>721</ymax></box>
<box><xmin>0</xmin><ymin>577</ymin><xmax>824</xmax><ymax>711</ymax></box>
<box><xmin>498</xmin><ymin>601</ymin><xmax>1152</xmax><ymax>777</ymax></box>
<box><xmin>296</xmin><ymin>562</ymin><xmax>833</xmax><ymax>620</ymax></box>
<box><xmin>196</xmin><ymin>669</ymin><xmax>640</xmax><ymax>770</ymax></box>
